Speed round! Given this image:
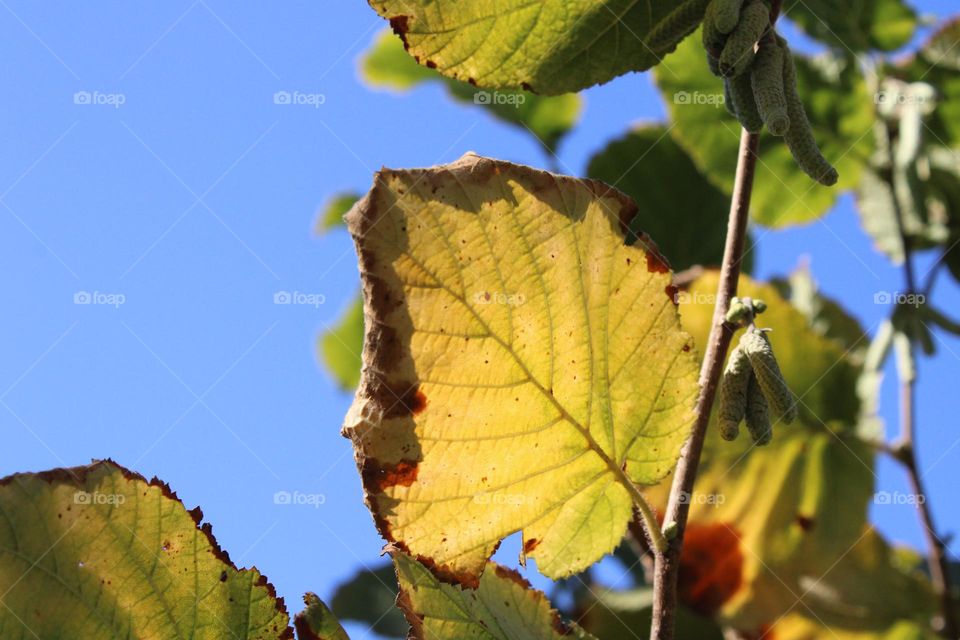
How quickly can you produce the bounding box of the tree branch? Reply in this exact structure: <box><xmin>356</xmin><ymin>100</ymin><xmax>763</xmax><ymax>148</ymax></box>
<box><xmin>649</xmin><ymin>128</ymin><xmax>759</xmax><ymax>640</ymax></box>
<box><xmin>882</xmin><ymin>134</ymin><xmax>958</xmax><ymax>638</ymax></box>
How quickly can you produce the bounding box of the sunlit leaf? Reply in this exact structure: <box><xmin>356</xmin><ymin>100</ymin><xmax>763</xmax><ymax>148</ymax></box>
<box><xmin>393</xmin><ymin>552</ymin><xmax>596</xmax><ymax>639</ymax></box>
<box><xmin>367</xmin><ymin>0</ymin><xmax>709</xmax><ymax>94</ymax></box>
<box><xmin>655</xmin><ymin>31</ymin><xmax>873</xmax><ymax>226</ymax></box>
<box><xmin>784</xmin><ymin>0</ymin><xmax>916</xmax><ymax>53</ymax></box>
<box><xmin>361</xmin><ymin>30</ymin><xmax>582</xmax><ymax>153</ymax></box>
<box><xmin>294</xmin><ymin>593</ymin><xmax>350</xmax><ymax>640</ymax></box>
<box><xmin>321</xmin><ymin>295</ymin><xmax>364</xmax><ymax>391</ymax></box>
<box><xmin>0</xmin><ymin>461</ymin><xmax>294</xmax><ymax>639</ymax></box>
<box><xmin>344</xmin><ymin>153</ymin><xmax>700</xmax><ymax>583</ymax></box>
<box><xmin>587</xmin><ymin>124</ymin><xmax>754</xmax><ymax>273</ymax></box>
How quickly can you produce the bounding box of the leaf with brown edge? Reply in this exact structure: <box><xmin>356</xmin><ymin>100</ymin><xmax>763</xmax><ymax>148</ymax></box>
<box><xmin>367</xmin><ymin>0</ymin><xmax>709</xmax><ymax>95</ymax></box>
<box><xmin>343</xmin><ymin>152</ymin><xmax>700</xmax><ymax>585</ymax></box>
<box><xmin>294</xmin><ymin>593</ymin><xmax>350</xmax><ymax>640</ymax></box>
<box><xmin>393</xmin><ymin>551</ymin><xmax>596</xmax><ymax>639</ymax></box>
<box><xmin>0</xmin><ymin>460</ymin><xmax>293</xmax><ymax>640</ymax></box>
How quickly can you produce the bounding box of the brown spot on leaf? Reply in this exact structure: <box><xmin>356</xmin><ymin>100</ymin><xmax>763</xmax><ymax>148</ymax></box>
<box><xmin>645</xmin><ymin>249</ymin><xmax>670</xmax><ymax>274</ymax></box>
<box><xmin>678</xmin><ymin>523</ymin><xmax>744</xmax><ymax>616</ymax></box>
<box><xmin>523</xmin><ymin>538</ymin><xmax>540</xmax><ymax>554</ymax></box>
<box><xmin>362</xmin><ymin>459</ymin><xmax>419</xmax><ymax>493</ymax></box>
<box><xmin>795</xmin><ymin>515</ymin><xmax>815</xmax><ymax>532</ymax></box>
<box><xmin>665</xmin><ymin>283</ymin><xmax>679</xmax><ymax>304</ymax></box>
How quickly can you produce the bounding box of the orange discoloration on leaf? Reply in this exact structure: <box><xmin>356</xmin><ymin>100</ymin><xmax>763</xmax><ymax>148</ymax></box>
<box><xmin>678</xmin><ymin>522</ymin><xmax>744</xmax><ymax>616</ymax></box>
<box><xmin>361</xmin><ymin>459</ymin><xmax>419</xmax><ymax>493</ymax></box>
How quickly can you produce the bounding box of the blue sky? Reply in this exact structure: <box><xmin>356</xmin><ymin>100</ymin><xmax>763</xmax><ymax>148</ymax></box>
<box><xmin>1</xmin><ymin>2</ymin><xmax>958</xmax><ymax>637</ymax></box>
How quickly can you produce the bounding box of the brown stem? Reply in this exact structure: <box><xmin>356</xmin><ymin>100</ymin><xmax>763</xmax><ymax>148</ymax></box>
<box><xmin>882</xmin><ymin>132</ymin><xmax>958</xmax><ymax>637</ymax></box>
<box><xmin>649</xmin><ymin>129</ymin><xmax>759</xmax><ymax>640</ymax></box>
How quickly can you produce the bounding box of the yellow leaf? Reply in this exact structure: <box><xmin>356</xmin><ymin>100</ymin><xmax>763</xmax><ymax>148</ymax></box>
<box><xmin>344</xmin><ymin>153</ymin><xmax>699</xmax><ymax>583</ymax></box>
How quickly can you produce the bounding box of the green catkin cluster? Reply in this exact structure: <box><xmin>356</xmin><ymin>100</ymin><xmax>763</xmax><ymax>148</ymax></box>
<box><xmin>718</xmin><ymin>345</ymin><xmax>751</xmax><ymax>440</ymax></box>
<box><xmin>727</xmin><ymin>74</ymin><xmax>763</xmax><ymax>133</ymax></box>
<box><xmin>779</xmin><ymin>37</ymin><xmax>840</xmax><ymax>186</ymax></box>
<box><xmin>717</xmin><ymin>327</ymin><xmax>795</xmax><ymax>445</ymax></box>
<box><xmin>718</xmin><ymin>0</ymin><xmax>769</xmax><ymax>78</ymax></box>
<box><xmin>744</xmin><ymin>375</ymin><xmax>772</xmax><ymax>445</ymax></box>
<box><xmin>647</xmin><ymin>0</ymin><xmax>712</xmax><ymax>53</ymax></box>
<box><xmin>701</xmin><ymin>0</ymin><xmax>839</xmax><ymax>186</ymax></box>
<box><xmin>712</xmin><ymin>0</ymin><xmax>746</xmax><ymax>34</ymax></box>
<box><xmin>740</xmin><ymin>329</ymin><xmax>797</xmax><ymax>423</ymax></box>
<box><xmin>750</xmin><ymin>36</ymin><xmax>789</xmax><ymax>135</ymax></box>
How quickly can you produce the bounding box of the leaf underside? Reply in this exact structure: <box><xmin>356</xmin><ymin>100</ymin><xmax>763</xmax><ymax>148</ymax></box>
<box><xmin>344</xmin><ymin>152</ymin><xmax>699</xmax><ymax>584</ymax></box>
<box><xmin>0</xmin><ymin>461</ymin><xmax>293</xmax><ymax>640</ymax></box>
<box><xmin>368</xmin><ymin>0</ymin><xmax>707</xmax><ymax>94</ymax></box>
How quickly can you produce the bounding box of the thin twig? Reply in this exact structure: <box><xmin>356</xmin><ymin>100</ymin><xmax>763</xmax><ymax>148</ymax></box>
<box><xmin>882</xmin><ymin>127</ymin><xmax>958</xmax><ymax>638</ymax></box>
<box><xmin>649</xmin><ymin>129</ymin><xmax>759</xmax><ymax>640</ymax></box>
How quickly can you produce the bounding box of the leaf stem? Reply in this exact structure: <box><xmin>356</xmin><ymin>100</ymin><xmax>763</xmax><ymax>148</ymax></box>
<box><xmin>881</xmin><ymin>128</ymin><xmax>959</xmax><ymax>638</ymax></box>
<box><xmin>649</xmin><ymin>128</ymin><xmax>759</xmax><ymax>640</ymax></box>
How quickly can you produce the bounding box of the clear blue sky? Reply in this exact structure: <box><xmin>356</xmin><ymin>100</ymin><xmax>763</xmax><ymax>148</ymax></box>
<box><xmin>1</xmin><ymin>2</ymin><xmax>957</xmax><ymax>638</ymax></box>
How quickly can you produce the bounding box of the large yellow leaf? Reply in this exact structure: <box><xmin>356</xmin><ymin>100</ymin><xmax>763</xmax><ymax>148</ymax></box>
<box><xmin>343</xmin><ymin>153</ymin><xmax>700</xmax><ymax>583</ymax></box>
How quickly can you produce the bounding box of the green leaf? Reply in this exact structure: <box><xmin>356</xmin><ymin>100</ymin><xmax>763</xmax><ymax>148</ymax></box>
<box><xmin>0</xmin><ymin>461</ymin><xmax>294</xmax><ymax>640</ymax></box>
<box><xmin>367</xmin><ymin>0</ymin><xmax>709</xmax><ymax>95</ymax></box>
<box><xmin>320</xmin><ymin>295</ymin><xmax>364</xmax><ymax>391</ymax></box>
<box><xmin>587</xmin><ymin>124</ymin><xmax>753</xmax><ymax>273</ymax></box>
<box><xmin>784</xmin><ymin>0</ymin><xmax>917</xmax><ymax>53</ymax></box>
<box><xmin>344</xmin><ymin>152</ymin><xmax>700</xmax><ymax>583</ymax></box>
<box><xmin>294</xmin><ymin>593</ymin><xmax>350</xmax><ymax>640</ymax></box>
<box><xmin>361</xmin><ymin>31</ymin><xmax>582</xmax><ymax>153</ymax></box>
<box><xmin>316</xmin><ymin>192</ymin><xmax>360</xmax><ymax>234</ymax></box>
<box><xmin>577</xmin><ymin>587</ymin><xmax>724</xmax><ymax>639</ymax></box>
<box><xmin>645</xmin><ymin>273</ymin><xmax>936</xmax><ymax>635</ymax></box>
<box><xmin>393</xmin><ymin>552</ymin><xmax>596</xmax><ymax>639</ymax></box>
<box><xmin>330</xmin><ymin>563</ymin><xmax>407</xmax><ymax>638</ymax></box>
<box><xmin>656</xmin><ymin>30</ymin><xmax>873</xmax><ymax>227</ymax></box>
<box><xmin>899</xmin><ymin>21</ymin><xmax>960</xmax><ymax>150</ymax></box>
